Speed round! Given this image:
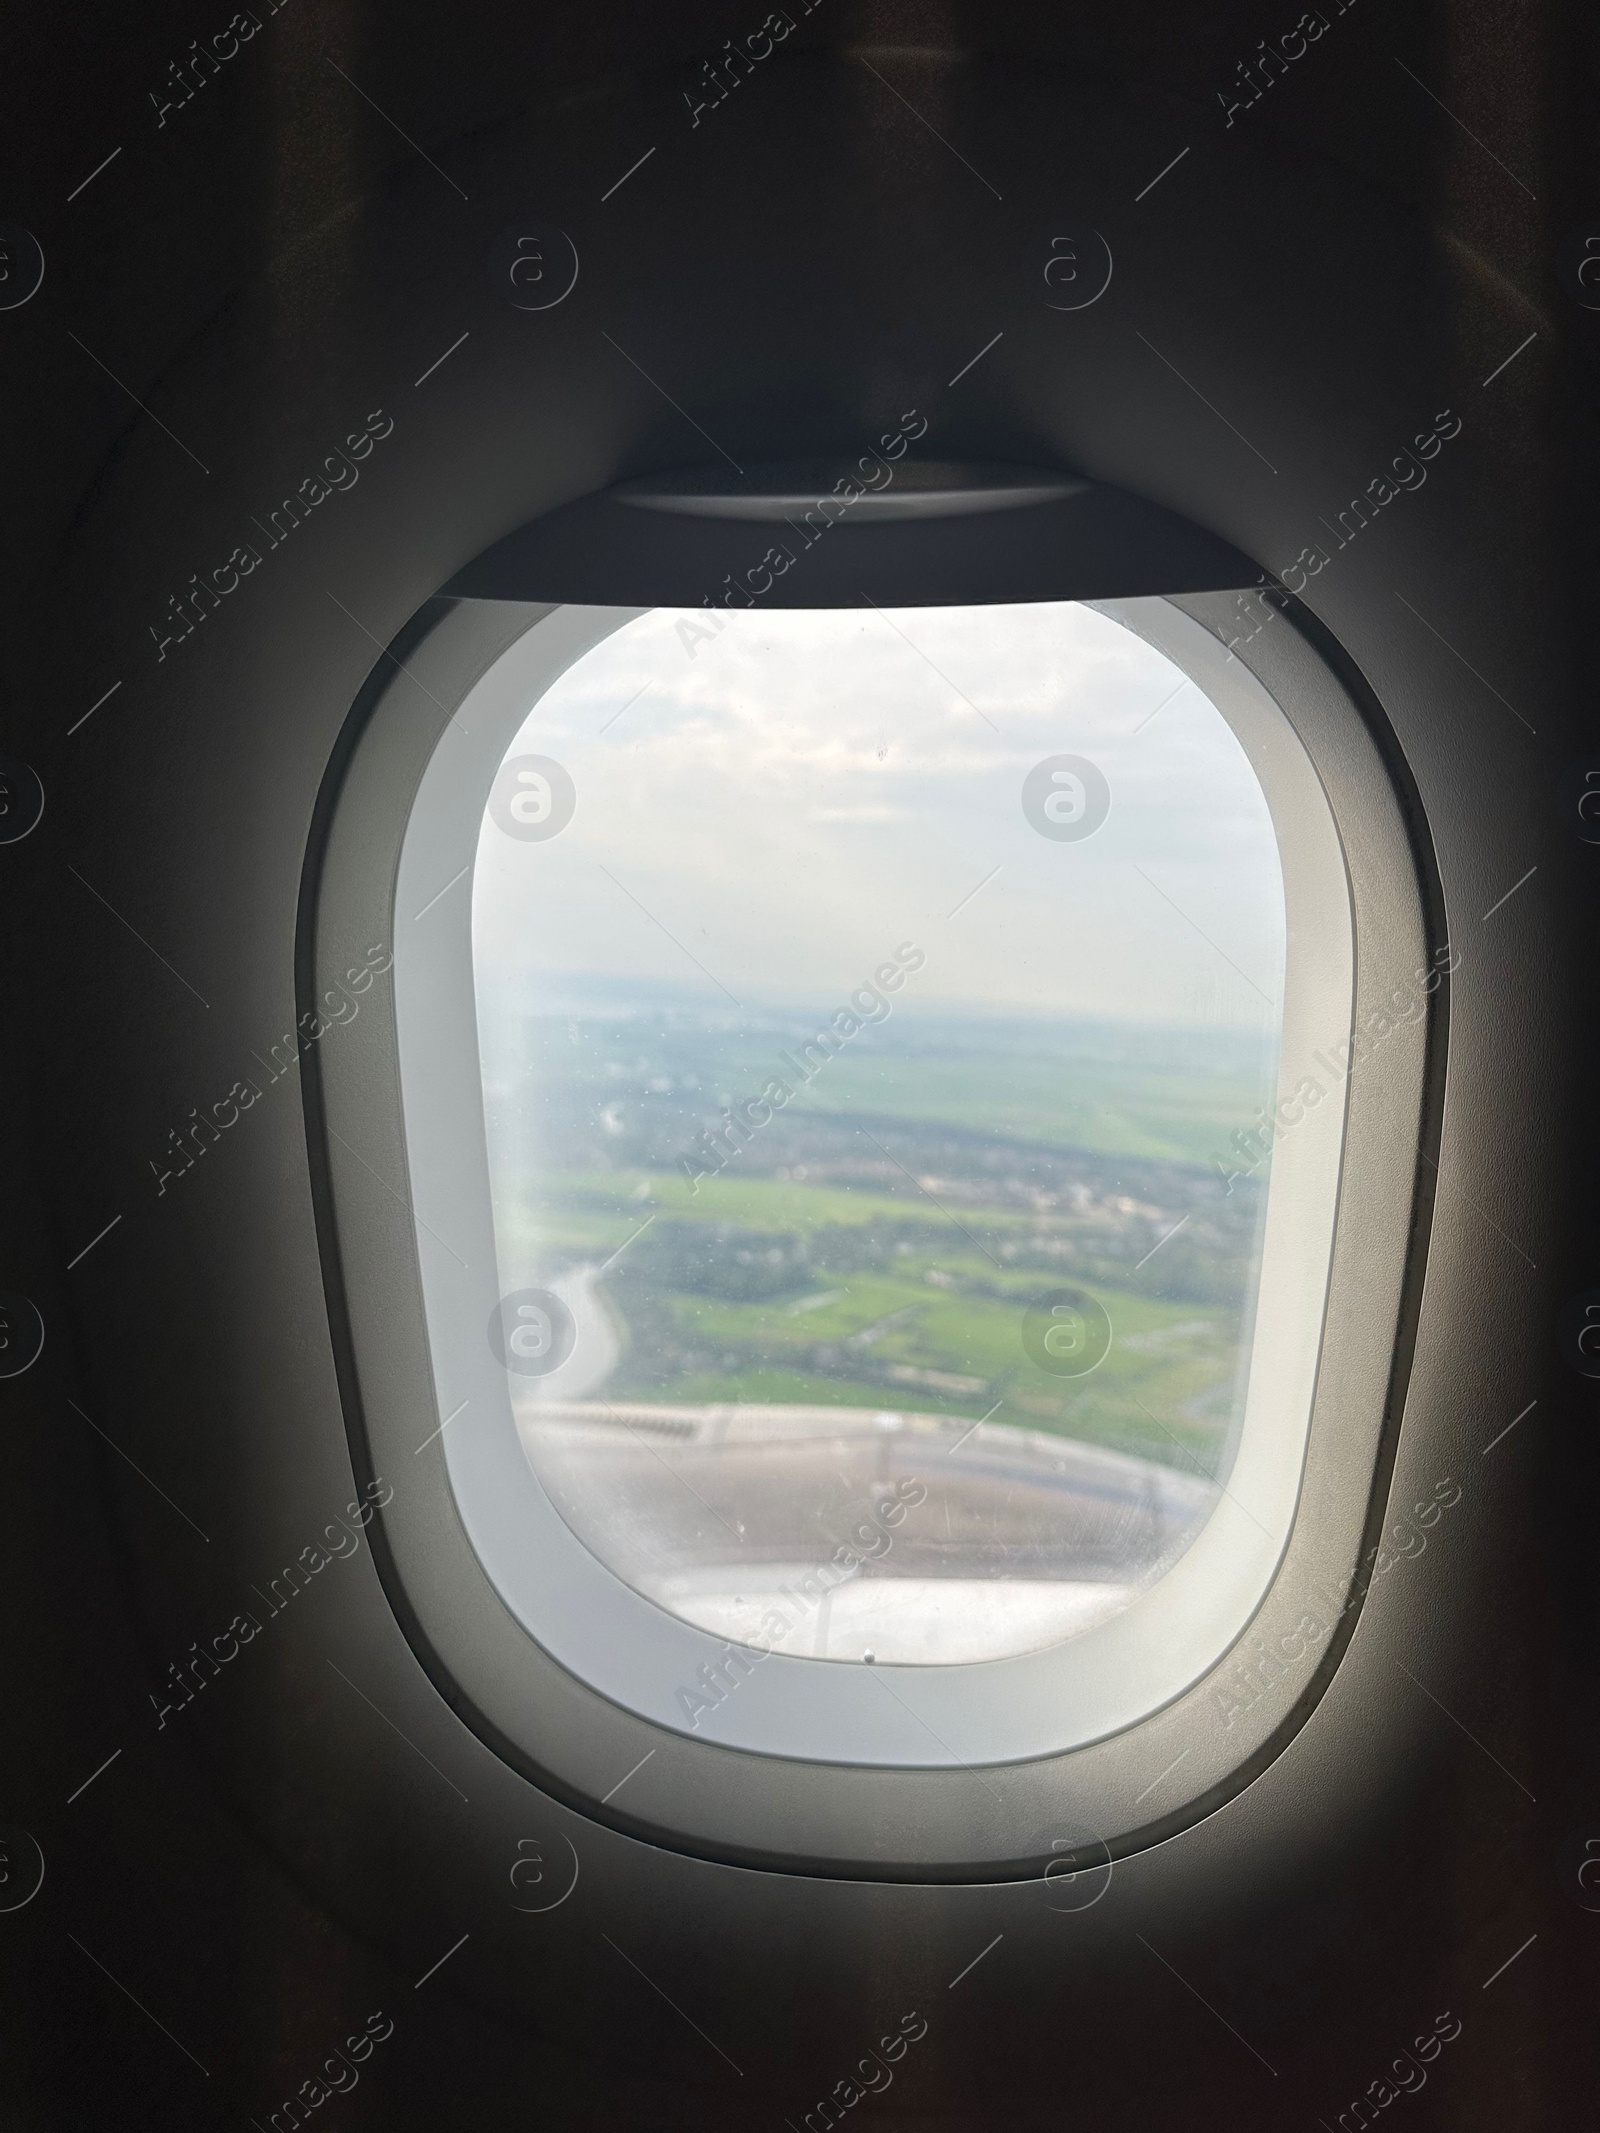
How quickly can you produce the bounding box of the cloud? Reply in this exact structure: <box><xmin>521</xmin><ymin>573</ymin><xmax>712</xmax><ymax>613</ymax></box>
<box><xmin>473</xmin><ymin>602</ymin><xmax>1286</xmax><ymax>1032</ymax></box>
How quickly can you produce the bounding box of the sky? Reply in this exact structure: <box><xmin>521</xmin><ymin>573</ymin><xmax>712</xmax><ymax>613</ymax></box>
<box><xmin>471</xmin><ymin>601</ymin><xmax>1286</xmax><ymax>1035</ymax></box>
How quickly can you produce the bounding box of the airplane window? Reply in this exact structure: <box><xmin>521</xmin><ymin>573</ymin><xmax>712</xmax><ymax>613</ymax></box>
<box><xmin>384</xmin><ymin>588</ymin><xmax>1351</xmax><ymax>1766</ymax></box>
<box><xmin>470</xmin><ymin>602</ymin><xmax>1287</xmax><ymax>1671</ymax></box>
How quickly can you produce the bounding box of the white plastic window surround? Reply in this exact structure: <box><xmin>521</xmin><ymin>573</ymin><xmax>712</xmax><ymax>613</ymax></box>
<box><xmin>391</xmin><ymin>598</ymin><xmax>1352</xmax><ymax>1768</ymax></box>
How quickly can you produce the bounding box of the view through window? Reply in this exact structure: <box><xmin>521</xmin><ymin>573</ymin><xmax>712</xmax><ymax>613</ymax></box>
<box><xmin>472</xmin><ymin>601</ymin><xmax>1285</xmax><ymax>1666</ymax></box>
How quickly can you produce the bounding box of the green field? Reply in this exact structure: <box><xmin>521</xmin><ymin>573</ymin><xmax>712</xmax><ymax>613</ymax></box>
<box><xmin>791</xmin><ymin>1049</ymin><xmax>1268</xmax><ymax>1166</ymax></box>
<box><xmin>496</xmin><ymin>1165</ymin><xmax>1250</xmax><ymax>1475</ymax></box>
<box><xmin>482</xmin><ymin>998</ymin><xmax>1271</xmax><ymax>1479</ymax></box>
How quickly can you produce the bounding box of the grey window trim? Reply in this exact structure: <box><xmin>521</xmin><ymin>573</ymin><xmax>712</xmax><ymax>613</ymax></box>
<box><xmin>299</xmin><ymin>585</ymin><xmax>1441</xmax><ymax>1880</ymax></box>
<box><xmin>389</xmin><ymin>598</ymin><xmax>1344</xmax><ymax>1767</ymax></box>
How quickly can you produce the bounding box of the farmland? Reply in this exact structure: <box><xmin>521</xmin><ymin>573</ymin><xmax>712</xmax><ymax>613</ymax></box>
<box><xmin>482</xmin><ymin>996</ymin><xmax>1274</xmax><ymax>1479</ymax></box>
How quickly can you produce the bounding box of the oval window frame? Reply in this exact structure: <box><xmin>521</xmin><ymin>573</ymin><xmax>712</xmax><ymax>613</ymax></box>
<box><xmin>302</xmin><ymin>565</ymin><xmax>1440</xmax><ymax>1878</ymax></box>
<box><xmin>385</xmin><ymin>597</ymin><xmax>1339</xmax><ymax>1765</ymax></box>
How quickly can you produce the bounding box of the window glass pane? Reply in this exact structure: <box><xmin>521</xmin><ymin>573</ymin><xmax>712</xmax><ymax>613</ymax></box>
<box><xmin>472</xmin><ymin>602</ymin><xmax>1285</xmax><ymax>1665</ymax></box>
